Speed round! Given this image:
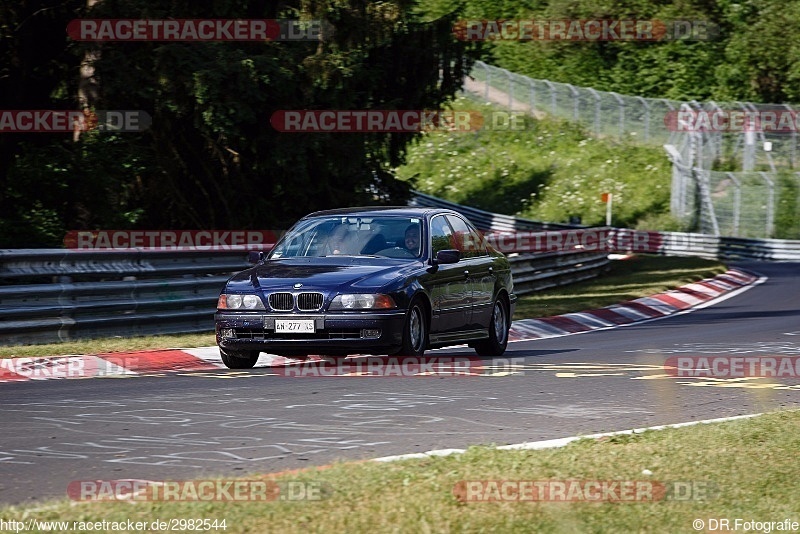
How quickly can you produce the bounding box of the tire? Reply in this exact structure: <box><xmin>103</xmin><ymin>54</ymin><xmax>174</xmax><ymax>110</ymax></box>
<box><xmin>220</xmin><ymin>348</ymin><xmax>260</xmax><ymax>369</ymax></box>
<box><xmin>474</xmin><ymin>296</ymin><xmax>510</xmax><ymax>357</ymax></box>
<box><xmin>398</xmin><ymin>298</ymin><xmax>428</xmax><ymax>356</ymax></box>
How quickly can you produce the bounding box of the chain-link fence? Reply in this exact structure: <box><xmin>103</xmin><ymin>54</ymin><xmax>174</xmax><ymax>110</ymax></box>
<box><xmin>469</xmin><ymin>61</ymin><xmax>681</xmax><ymax>146</ymax></box>
<box><xmin>466</xmin><ymin>61</ymin><xmax>800</xmax><ymax>238</ymax></box>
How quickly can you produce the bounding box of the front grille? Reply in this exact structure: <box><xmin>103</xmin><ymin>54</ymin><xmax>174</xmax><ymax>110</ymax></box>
<box><xmin>297</xmin><ymin>292</ymin><xmax>324</xmax><ymax>311</ymax></box>
<box><xmin>269</xmin><ymin>292</ymin><xmax>294</xmax><ymax>311</ymax></box>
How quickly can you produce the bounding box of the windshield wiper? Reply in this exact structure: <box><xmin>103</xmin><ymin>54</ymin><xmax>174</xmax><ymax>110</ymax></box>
<box><xmin>321</xmin><ymin>254</ymin><xmax>380</xmax><ymax>258</ymax></box>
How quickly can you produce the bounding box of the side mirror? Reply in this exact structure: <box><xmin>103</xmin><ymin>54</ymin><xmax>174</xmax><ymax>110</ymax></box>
<box><xmin>434</xmin><ymin>249</ymin><xmax>460</xmax><ymax>265</ymax></box>
<box><xmin>248</xmin><ymin>251</ymin><xmax>265</xmax><ymax>264</ymax></box>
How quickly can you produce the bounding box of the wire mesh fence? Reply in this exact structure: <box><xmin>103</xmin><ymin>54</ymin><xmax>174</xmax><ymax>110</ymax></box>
<box><xmin>467</xmin><ymin>61</ymin><xmax>800</xmax><ymax>238</ymax></box>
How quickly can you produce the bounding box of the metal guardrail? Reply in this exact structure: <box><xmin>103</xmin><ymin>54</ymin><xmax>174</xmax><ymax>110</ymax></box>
<box><xmin>509</xmin><ymin>250</ymin><xmax>609</xmax><ymax>296</ymax></box>
<box><xmin>2</xmin><ymin>194</ymin><xmax>798</xmax><ymax>346</ymax></box>
<box><xmin>0</xmin><ymin>246</ymin><xmax>607</xmax><ymax>345</ymax></box>
<box><xmin>0</xmin><ymin>249</ymin><xmax>252</xmax><ymax>345</ymax></box>
<box><xmin>607</xmin><ymin>230</ymin><xmax>800</xmax><ymax>261</ymax></box>
<box><xmin>719</xmin><ymin>236</ymin><xmax>800</xmax><ymax>261</ymax></box>
<box><xmin>0</xmin><ymin>227</ymin><xmax>606</xmax><ymax>346</ymax></box>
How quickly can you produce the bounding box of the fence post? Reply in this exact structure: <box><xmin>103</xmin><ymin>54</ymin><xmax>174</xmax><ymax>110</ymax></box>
<box><xmin>743</xmin><ymin>102</ymin><xmax>757</xmax><ymax>171</ymax></box>
<box><xmin>787</xmin><ymin>104</ymin><xmax>797</xmax><ymax>168</ymax></box>
<box><xmin>506</xmin><ymin>69</ymin><xmax>514</xmax><ymax>109</ymax></box>
<box><xmin>760</xmin><ymin>171</ymin><xmax>775</xmax><ymax>238</ymax></box>
<box><xmin>544</xmin><ymin>80</ymin><xmax>557</xmax><ymax>116</ymax></box>
<box><xmin>567</xmin><ymin>84</ymin><xmax>579</xmax><ymax>121</ymax></box>
<box><xmin>661</xmin><ymin>99</ymin><xmax>676</xmax><ymax>145</ymax></box>
<box><xmin>528</xmin><ymin>79</ymin><xmax>536</xmax><ymax>115</ymax></box>
<box><xmin>588</xmin><ymin>88</ymin><xmax>601</xmax><ymax>136</ymax></box>
<box><xmin>484</xmin><ymin>62</ymin><xmax>491</xmax><ymax>100</ymax></box>
<box><xmin>726</xmin><ymin>172</ymin><xmax>741</xmax><ymax>237</ymax></box>
<box><xmin>610</xmin><ymin>92</ymin><xmax>624</xmax><ymax>136</ymax></box>
<box><xmin>706</xmin><ymin>101</ymin><xmax>724</xmax><ymax>167</ymax></box>
<box><xmin>636</xmin><ymin>96</ymin><xmax>650</xmax><ymax>142</ymax></box>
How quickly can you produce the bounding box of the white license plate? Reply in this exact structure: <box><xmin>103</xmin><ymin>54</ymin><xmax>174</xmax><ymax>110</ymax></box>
<box><xmin>274</xmin><ymin>319</ymin><xmax>315</xmax><ymax>333</ymax></box>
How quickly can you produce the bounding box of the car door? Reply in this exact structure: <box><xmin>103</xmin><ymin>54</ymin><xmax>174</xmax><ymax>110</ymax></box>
<box><xmin>445</xmin><ymin>214</ymin><xmax>496</xmax><ymax>331</ymax></box>
<box><xmin>426</xmin><ymin>214</ymin><xmax>472</xmax><ymax>340</ymax></box>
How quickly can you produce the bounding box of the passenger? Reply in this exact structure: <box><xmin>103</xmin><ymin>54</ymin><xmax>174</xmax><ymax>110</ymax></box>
<box><xmin>403</xmin><ymin>224</ymin><xmax>421</xmax><ymax>255</ymax></box>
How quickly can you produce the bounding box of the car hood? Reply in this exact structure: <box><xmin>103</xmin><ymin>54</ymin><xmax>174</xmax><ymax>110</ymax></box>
<box><xmin>225</xmin><ymin>257</ymin><xmax>422</xmax><ymax>293</ymax></box>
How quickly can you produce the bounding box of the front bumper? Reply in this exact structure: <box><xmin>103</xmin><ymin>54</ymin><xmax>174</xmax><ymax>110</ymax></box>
<box><xmin>215</xmin><ymin>310</ymin><xmax>406</xmax><ymax>355</ymax></box>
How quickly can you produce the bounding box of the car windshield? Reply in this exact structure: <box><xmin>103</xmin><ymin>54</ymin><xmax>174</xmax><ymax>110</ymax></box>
<box><xmin>268</xmin><ymin>215</ymin><xmax>423</xmax><ymax>259</ymax></box>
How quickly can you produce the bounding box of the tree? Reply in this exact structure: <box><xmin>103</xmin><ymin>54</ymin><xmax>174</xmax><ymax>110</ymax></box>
<box><xmin>80</xmin><ymin>0</ymin><xmax>476</xmax><ymax>230</ymax></box>
<box><xmin>0</xmin><ymin>0</ymin><xmax>477</xmax><ymax>246</ymax></box>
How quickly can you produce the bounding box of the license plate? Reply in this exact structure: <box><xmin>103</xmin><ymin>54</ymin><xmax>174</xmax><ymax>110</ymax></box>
<box><xmin>274</xmin><ymin>319</ymin><xmax>315</xmax><ymax>333</ymax></box>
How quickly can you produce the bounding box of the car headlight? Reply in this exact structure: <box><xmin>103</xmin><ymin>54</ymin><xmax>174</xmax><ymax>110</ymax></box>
<box><xmin>329</xmin><ymin>293</ymin><xmax>396</xmax><ymax>310</ymax></box>
<box><xmin>217</xmin><ymin>293</ymin><xmax>265</xmax><ymax>310</ymax></box>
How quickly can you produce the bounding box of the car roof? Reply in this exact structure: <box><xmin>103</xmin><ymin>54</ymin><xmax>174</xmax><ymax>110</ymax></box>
<box><xmin>303</xmin><ymin>206</ymin><xmax>453</xmax><ymax>219</ymax></box>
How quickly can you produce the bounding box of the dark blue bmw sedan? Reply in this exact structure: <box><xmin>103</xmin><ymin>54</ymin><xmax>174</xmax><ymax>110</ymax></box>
<box><xmin>215</xmin><ymin>207</ymin><xmax>516</xmax><ymax>369</ymax></box>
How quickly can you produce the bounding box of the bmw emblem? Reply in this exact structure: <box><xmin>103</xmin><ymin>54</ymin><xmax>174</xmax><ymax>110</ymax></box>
<box><xmin>293</xmin><ymin>283</ymin><xmax>303</xmax><ymax>289</ymax></box>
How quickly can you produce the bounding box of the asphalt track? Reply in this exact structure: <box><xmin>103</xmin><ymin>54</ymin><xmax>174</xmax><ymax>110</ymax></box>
<box><xmin>2</xmin><ymin>261</ymin><xmax>799</xmax><ymax>506</ymax></box>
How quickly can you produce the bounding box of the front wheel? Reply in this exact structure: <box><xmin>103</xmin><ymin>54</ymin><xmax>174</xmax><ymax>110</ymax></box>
<box><xmin>474</xmin><ymin>296</ymin><xmax>510</xmax><ymax>357</ymax></box>
<box><xmin>397</xmin><ymin>299</ymin><xmax>428</xmax><ymax>356</ymax></box>
<box><xmin>220</xmin><ymin>348</ymin><xmax>260</xmax><ymax>369</ymax></box>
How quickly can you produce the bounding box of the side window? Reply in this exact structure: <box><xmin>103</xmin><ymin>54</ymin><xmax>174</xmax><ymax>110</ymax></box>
<box><xmin>446</xmin><ymin>215</ymin><xmax>487</xmax><ymax>258</ymax></box>
<box><xmin>430</xmin><ymin>215</ymin><xmax>455</xmax><ymax>256</ymax></box>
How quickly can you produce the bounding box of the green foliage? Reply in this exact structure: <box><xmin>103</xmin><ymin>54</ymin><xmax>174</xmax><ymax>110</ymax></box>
<box><xmin>0</xmin><ymin>1</ymin><xmax>477</xmax><ymax>246</ymax></box>
<box><xmin>5</xmin><ymin>0</ymin><xmax>800</xmax><ymax>246</ymax></box>
<box><xmin>634</xmin><ymin>211</ymin><xmax>688</xmax><ymax>232</ymax></box>
<box><xmin>775</xmin><ymin>172</ymin><xmax>800</xmax><ymax>239</ymax></box>
<box><xmin>396</xmin><ymin>96</ymin><xmax>670</xmax><ymax>227</ymax></box>
<box><xmin>419</xmin><ymin>0</ymin><xmax>800</xmax><ymax>103</ymax></box>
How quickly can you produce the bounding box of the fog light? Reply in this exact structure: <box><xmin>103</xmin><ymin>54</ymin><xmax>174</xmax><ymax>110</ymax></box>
<box><xmin>361</xmin><ymin>329</ymin><xmax>381</xmax><ymax>339</ymax></box>
<box><xmin>221</xmin><ymin>328</ymin><xmax>235</xmax><ymax>339</ymax></box>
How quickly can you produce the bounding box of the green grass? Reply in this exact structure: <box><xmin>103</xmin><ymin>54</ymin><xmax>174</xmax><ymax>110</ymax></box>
<box><xmin>395</xmin><ymin>95</ymin><xmax>674</xmax><ymax>228</ymax></box>
<box><xmin>513</xmin><ymin>255</ymin><xmax>727</xmax><ymax>320</ymax></box>
<box><xmin>5</xmin><ymin>409</ymin><xmax>798</xmax><ymax>533</ymax></box>
<box><xmin>0</xmin><ymin>256</ymin><xmax>726</xmax><ymax>359</ymax></box>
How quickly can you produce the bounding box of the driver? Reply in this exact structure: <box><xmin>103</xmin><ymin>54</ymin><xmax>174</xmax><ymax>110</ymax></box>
<box><xmin>403</xmin><ymin>224</ymin><xmax>421</xmax><ymax>255</ymax></box>
<box><xmin>326</xmin><ymin>224</ymin><xmax>353</xmax><ymax>255</ymax></box>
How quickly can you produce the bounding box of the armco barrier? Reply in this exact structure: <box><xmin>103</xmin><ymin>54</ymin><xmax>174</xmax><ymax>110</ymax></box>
<box><xmin>0</xmin><ymin>245</ymin><xmax>608</xmax><ymax>345</ymax></box>
<box><xmin>0</xmin><ymin>248</ymin><xmax>254</xmax><ymax>345</ymax></box>
<box><xmin>2</xmin><ymin>194</ymin><xmax>798</xmax><ymax>345</ymax></box>
<box><xmin>719</xmin><ymin>237</ymin><xmax>800</xmax><ymax>261</ymax></box>
<box><xmin>508</xmin><ymin>250</ymin><xmax>609</xmax><ymax>295</ymax></box>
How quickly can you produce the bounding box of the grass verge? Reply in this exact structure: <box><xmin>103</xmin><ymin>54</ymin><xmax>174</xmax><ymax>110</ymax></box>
<box><xmin>394</xmin><ymin>95</ymin><xmax>673</xmax><ymax>228</ymax></box>
<box><xmin>513</xmin><ymin>255</ymin><xmax>728</xmax><ymax>320</ymax></box>
<box><xmin>4</xmin><ymin>409</ymin><xmax>798</xmax><ymax>533</ymax></box>
<box><xmin>0</xmin><ymin>255</ymin><xmax>727</xmax><ymax>359</ymax></box>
